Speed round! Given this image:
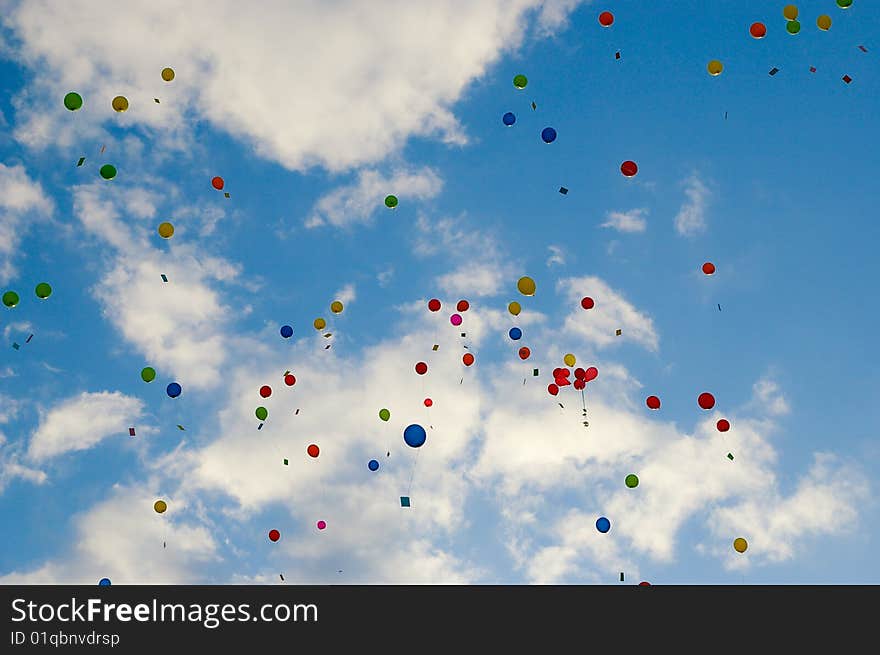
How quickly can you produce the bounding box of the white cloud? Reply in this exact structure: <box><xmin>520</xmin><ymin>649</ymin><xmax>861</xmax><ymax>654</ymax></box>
<box><xmin>437</xmin><ymin>263</ymin><xmax>505</xmax><ymax>297</ymax></box>
<box><xmin>306</xmin><ymin>167</ymin><xmax>442</xmax><ymax>228</ymax></box>
<box><xmin>377</xmin><ymin>267</ymin><xmax>394</xmax><ymax>287</ymax></box>
<box><xmin>333</xmin><ymin>283</ymin><xmax>356</xmax><ymax>307</ymax></box>
<box><xmin>28</xmin><ymin>391</ymin><xmax>144</xmax><ymax>460</ymax></box>
<box><xmin>546</xmin><ymin>245</ymin><xmax>565</xmax><ymax>267</ymax></box>
<box><xmin>751</xmin><ymin>378</ymin><xmax>790</xmax><ymax>417</ymax></box>
<box><xmin>0</xmin><ymin>399</ymin><xmax>47</xmax><ymax>492</ymax></box>
<box><xmin>0</xmin><ymin>162</ymin><xmax>53</xmax><ymax>283</ymax></box>
<box><xmin>557</xmin><ymin>275</ymin><xmax>659</xmax><ymax>351</ymax></box>
<box><xmin>601</xmin><ymin>208</ymin><xmax>648</xmax><ymax>234</ymax></box>
<box><xmin>674</xmin><ymin>173</ymin><xmax>710</xmax><ymax>237</ymax></box>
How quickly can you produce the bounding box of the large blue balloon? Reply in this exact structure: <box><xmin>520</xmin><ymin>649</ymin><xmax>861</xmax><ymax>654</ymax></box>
<box><xmin>368</xmin><ymin>459</ymin><xmax>379</xmax><ymax>471</ymax></box>
<box><xmin>280</xmin><ymin>324</ymin><xmax>293</xmax><ymax>338</ymax></box>
<box><xmin>502</xmin><ymin>111</ymin><xmax>516</xmax><ymax>126</ymax></box>
<box><xmin>403</xmin><ymin>424</ymin><xmax>427</xmax><ymax>448</ymax></box>
<box><xmin>596</xmin><ymin>516</ymin><xmax>611</xmax><ymax>533</ymax></box>
<box><xmin>509</xmin><ymin>327</ymin><xmax>522</xmax><ymax>340</ymax></box>
<box><xmin>99</xmin><ymin>578</ymin><xmax>111</xmax><ymax>586</ymax></box>
<box><xmin>541</xmin><ymin>127</ymin><xmax>557</xmax><ymax>143</ymax></box>
<box><xmin>166</xmin><ymin>382</ymin><xmax>182</xmax><ymax>398</ymax></box>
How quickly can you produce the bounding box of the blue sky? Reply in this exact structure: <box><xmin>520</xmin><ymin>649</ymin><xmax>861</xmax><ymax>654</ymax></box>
<box><xmin>0</xmin><ymin>0</ymin><xmax>877</xmax><ymax>584</ymax></box>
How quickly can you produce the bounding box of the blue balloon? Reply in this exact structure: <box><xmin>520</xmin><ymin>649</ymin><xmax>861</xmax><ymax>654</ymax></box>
<box><xmin>403</xmin><ymin>424</ymin><xmax>427</xmax><ymax>448</ymax></box>
<box><xmin>99</xmin><ymin>578</ymin><xmax>111</xmax><ymax>586</ymax></box>
<box><xmin>368</xmin><ymin>459</ymin><xmax>379</xmax><ymax>472</ymax></box>
<box><xmin>502</xmin><ymin>111</ymin><xmax>516</xmax><ymax>126</ymax></box>
<box><xmin>541</xmin><ymin>127</ymin><xmax>557</xmax><ymax>143</ymax></box>
<box><xmin>166</xmin><ymin>382</ymin><xmax>182</xmax><ymax>398</ymax></box>
<box><xmin>509</xmin><ymin>327</ymin><xmax>522</xmax><ymax>340</ymax></box>
<box><xmin>596</xmin><ymin>516</ymin><xmax>611</xmax><ymax>533</ymax></box>
<box><xmin>280</xmin><ymin>325</ymin><xmax>293</xmax><ymax>338</ymax></box>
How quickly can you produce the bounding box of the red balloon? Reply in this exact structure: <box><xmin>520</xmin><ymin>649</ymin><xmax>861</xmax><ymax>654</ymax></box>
<box><xmin>698</xmin><ymin>392</ymin><xmax>716</xmax><ymax>410</ymax></box>
<box><xmin>284</xmin><ymin>374</ymin><xmax>296</xmax><ymax>386</ymax></box>
<box><xmin>428</xmin><ymin>298</ymin><xmax>441</xmax><ymax>312</ymax></box>
<box><xmin>573</xmin><ymin>379</ymin><xmax>586</xmax><ymax>390</ymax></box>
<box><xmin>717</xmin><ymin>419</ymin><xmax>730</xmax><ymax>432</ymax></box>
<box><xmin>548</xmin><ymin>384</ymin><xmax>559</xmax><ymax>396</ymax></box>
<box><xmin>574</xmin><ymin>367</ymin><xmax>586</xmax><ymax>380</ymax></box>
<box><xmin>518</xmin><ymin>347</ymin><xmax>531</xmax><ymax>360</ymax></box>
<box><xmin>307</xmin><ymin>444</ymin><xmax>320</xmax><ymax>458</ymax></box>
<box><xmin>268</xmin><ymin>529</ymin><xmax>280</xmax><ymax>542</ymax></box>
<box><xmin>424</xmin><ymin>398</ymin><xmax>433</xmax><ymax>407</ymax></box>
<box><xmin>415</xmin><ymin>362</ymin><xmax>428</xmax><ymax>375</ymax></box>
<box><xmin>552</xmin><ymin>368</ymin><xmax>563</xmax><ymax>378</ymax></box>
<box><xmin>702</xmin><ymin>262</ymin><xmax>716</xmax><ymax>275</ymax></box>
<box><xmin>462</xmin><ymin>353</ymin><xmax>475</xmax><ymax>366</ymax></box>
<box><xmin>581</xmin><ymin>296</ymin><xmax>595</xmax><ymax>310</ymax></box>
<box><xmin>646</xmin><ymin>395</ymin><xmax>661</xmax><ymax>410</ymax></box>
<box><xmin>456</xmin><ymin>300</ymin><xmax>469</xmax><ymax>312</ymax></box>
<box><xmin>639</xmin><ymin>581</ymin><xmax>651</xmax><ymax>587</ymax></box>
<box><xmin>598</xmin><ymin>11</ymin><xmax>614</xmax><ymax>27</ymax></box>
<box><xmin>211</xmin><ymin>176</ymin><xmax>224</xmax><ymax>190</ymax></box>
<box><xmin>621</xmin><ymin>160</ymin><xmax>638</xmax><ymax>177</ymax></box>
<box><xmin>584</xmin><ymin>367</ymin><xmax>598</xmax><ymax>382</ymax></box>
<box><xmin>555</xmin><ymin>377</ymin><xmax>571</xmax><ymax>387</ymax></box>
<box><xmin>259</xmin><ymin>385</ymin><xmax>272</xmax><ymax>398</ymax></box>
<box><xmin>749</xmin><ymin>22</ymin><xmax>766</xmax><ymax>39</ymax></box>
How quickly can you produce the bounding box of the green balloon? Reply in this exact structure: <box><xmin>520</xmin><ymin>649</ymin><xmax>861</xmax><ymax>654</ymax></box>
<box><xmin>837</xmin><ymin>0</ymin><xmax>852</xmax><ymax>8</ymax></box>
<box><xmin>625</xmin><ymin>474</ymin><xmax>639</xmax><ymax>488</ymax></box>
<box><xmin>256</xmin><ymin>406</ymin><xmax>268</xmax><ymax>421</ymax></box>
<box><xmin>2</xmin><ymin>291</ymin><xmax>19</xmax><ymax>308</ymax></box>
<box><xmin>379</xmin><ymin>408</ymin><xmax>390</xmax><ymax>421</ymax></box>
<box><xmin>384</xmin><ymin>195</ymin><xmax>398</xmax><ymax>208</ymax></box>
<box><xmin>64</xmin><ymin>92</ymin><xmax>83</xmax><ymax>111</ymax></box>
<box><xmin>786</xmin><ymin>19</ymin><xmax>801</xmax><ymax>34</ymax></box>
<box><xmin>99</xmin><ymin>164</ymin><xmax>117</xmax><ymax>180</ymax></box>
<box><xmin>35</xmin><ymin>282</ymin><xmax>52</xmax><ymax>299</ymax></box>
<box><xmin>140</xmin><ymin>366</ymin><xmax>156</xmax><ymax>382</ymax></box>
<box><xmin>513</xmin><ymin>74</ymin><xmax>528</xmax><ymax>89</ymax></box>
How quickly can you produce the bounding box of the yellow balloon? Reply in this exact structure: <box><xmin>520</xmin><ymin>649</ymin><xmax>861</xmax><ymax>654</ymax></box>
<box><xmin>783</xmin><ymin>4</ymin><xmax>798</xmax><ymax>20</ymax></box>
<box><xmin>517</xmin><ymin>276</ymin><xmax>536</xmax><ymax>297</ymax></box>
<box><xmin>313</xmin><ymin>317</ymin><xmax>326</xmax><ymax>330</ymax></box>
<box><xmin>161</xmin><ymin>67</ymin><xmax>175</xmax><ymax>82</ymax></box>
<box><xmin>707</xmin><ymin>60</ymin><xmax>723</xmax><ymax>76</ymax></box>
<box><xmin>733</xmin><ymin>537</ymin><xmax>748</xmax><ymax>553</ymax></box>
<box><xmin>508</xmin><ymin>301</ymin><xmax>521</xmax><ymax>316</ymax></box>
<box><xmin>330</xmin><ymin>300</ymin><xmax>343</xmax><ymax>314</ymax></box>
<box><xmin>817</xmin><ymin>15</ymin><xmax>831</xmax><ymax>31</ymax></box>
<box><xmin>112</xmin><ymin>95</ymin><xmax>129</xmax><ymax>112</ymax></box>
<box><xmin>563</xmin><ymin>353</ymin><xmax>576</xmax><ymax>367</ymax></box>
<box><xmin>157</xmin><ymin>222</ymin><xmax>174</xmax><ymax>239</ymax></box>
<box><xmin>154</xmin><ymin>500</ymin><xmax>167</xmax><ymax>514</ymax></box>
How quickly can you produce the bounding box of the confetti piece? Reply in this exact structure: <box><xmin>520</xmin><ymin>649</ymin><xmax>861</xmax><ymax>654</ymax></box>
<box><xmin>559</xmin><ymin>186</ymin><xmax>569</xmax><ymax>195</ymax></box>
<box><xmin>160</xmin><ymin>274</ymin><xmax>168</xmax><ymax>282</ymax></box>
<box><xmin>810</xmin><ymin>66</ymin><xmax>816</xmax><ymax>73</ymax></box>
<box><xmin>12</xmin><ymin>343</ymin><xmax>19</xmax><ymax>350</ymax></box>
<box><xmin>620</xmin><ymin>572</ymin><xmax>625</xmax><ymax>582</ymax></box>
<box><xmin>154</xmin><ymin>98</ymin><xmax>160</xmax><ymax>103</ymax></box>
<box><xmin>323</xmin><ymin>332</ymin><xmax>332</xmax><ymax>338</ymax></box>
<box><xmin>76</xmin><ymin>157</ymin><xmax>85</xmax><ymax>167</ymax></box>
<box><xmin>718</xmin><ymin>304</ymin><xmax>722</xmax><ymax>311</ymax></box>
<box><xmin>616</xmin><ymin>328</ymin><xmax>622</xmax><ymax>336</ymax></box>
<box><xmin>224</xmin><ymin>192</ymin><xmax>230</xmax><ymax>198</ymax></box>
<box><xmin>460</xmin><ymin>332</ymin><xmax>466</xmax><ymax>338</ymax></box>
<box><xmin>432</xmin><ymin>344</ymin><xmax>439</xmax><ymax>351</ymax></box>
<box><xmin>533</xmin><ymin>368</ymin><xmax>539</xmax><ymax>376</ymax></box>
<box><xmin>530</xmin><ymin>101</ymin><xmax>537</xmax><ymax>110</ymax></box>
<box><xmin>558</xmin><ymin>403</ymin><xmax>564</xmax><ymax>409</ymax></box>
<box><xmin>324</xmin><ymin>344</ymin><xmax>331</xmax><ymax>350</ymax></box>
<box><xmin>400</xmin><ymin>496</ymin><xmax>411</xmax><ymax>507</ymax></box>
<box><xmin>129</xmin><ymin>427</ymin><xmax>135</xmax><ymax>436</ymax></box>
<box><xmin>283</xmin><ymin>458</ymin><xmax>288</xmax><ymax>466</ymax></box>
<box><xmin>280</xmin><ymin>574</ymin><xmax>284</xmax><ymax>581</ymax></box>
<box><xmin>295</xmin><ymin>409</ymin><xmax>300</xmax><ymax>415</ymax></box>
<box><xmin>769</xmin><ymin>67</ymin><xmax>779</xmax><ymax>76</ymax></box>
<box><xmin>858</xmin><ymin>45</ymin><xmax>868</xmax><ymax>53</ymax></box>
<box><xmin>176</xmin><ymin>424</ymin><xmax>185</xmax><ymax>430</ymax></box>
<box><xmin>843</xmin><ymin>75</ymin><xmax>852</xmax><ymax>84</ymax></box>
<box><xmin>99</xmin><ymin>145</ymin><xmax>106</xmax><ymax>154</ymax></box>
<box><xmin>25</xmin><ymin>334</ymin><xmax>33</xmax><ymax>343</ymax></box>
<box><xmin>615</xmin><ymin>51</ymin><xmax>621</xmax><ymax>59</ymax></box>
<box><xmin>727</xmin><ymin>453</ymin><xmax>734</xmax><ymax>460</ymax></box>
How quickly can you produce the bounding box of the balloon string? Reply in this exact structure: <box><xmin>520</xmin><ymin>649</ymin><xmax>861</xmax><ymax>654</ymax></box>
<box><xmin>406</xmin><ymin>446</ymin><xmax>420</xmax><ymax>497</ymax></box>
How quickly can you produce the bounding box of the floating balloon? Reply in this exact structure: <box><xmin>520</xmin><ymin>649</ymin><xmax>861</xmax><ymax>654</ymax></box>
<box><xmin>733</xmin><ymin>537</ymin><xmax>748</xmax><ymax>553</ymax></box>
<box><xmin>99</xmin><ymin>164</ymin><xmax>117</xmax><ymax>180</ymax></box>
<box><xmin>2</xmin><ymin>290</ymin><xmax>19</xmax><ymax>307</ymax></box>
<box><xmin>717</xmin><ymin>419</ymin><xmax>731</xmax><ymax>432</ymax></box>
<box><xmin>598</xmin><ymin>11</ymin><xmax>614</xmax><ymax>27</ymax></box>
<box><xmin>456</xmin><ymin>300</ymin><xmax>469</xmax><ymax>312</ymax></box>
<box><xmin>639</xmin><ymin>581</ymin><xmax>651</xmax><ymax>587</ymax></box>
<box><xmin>518</xmin><ymin>347</ymin><xmax>531</xmax><ymax>360</ymax></box>
<box><xmin>702</xmin><ymin>262</ymin><xmax>716</xmax><ymax>275</ymax></box>
<box><xmin>462</xmin><ymin>353</ymin><xmax>475</xmax><ymax>366</ymax></box>
<box><xmin>284</xmin><ymin>374</ymin><xmax>296</xmax><ymax>386</ymax></box>
<box><xmin>428</xmin><ymin>299</ymin><xmax>441</xmax><ymax>312</ymax></box>
<box><xmin>161</xmin><ymin>67</ymin><xmax>175</xmax><ymax>82</ymax></box>
<box><xmin>837</xmin><ymin>0</ymin><xmax>852</xmax><ymax>7</ymax></box>
<box><xmin>574</xmin><ymin>367</ymin><xmax>586</xmax><ymax>380</ymax></box>
<box><xmin>368</xmin><ymin>459</ymin><xmax>379</xmax><ymax>471</ymax></box>
<box><xmin>64</xmin><ymin>92</ymin><xmax>83</xmax><ymax>111</ymax></box>
<box><xmin>269</xmin><ymin>529</ymin><xmax>280</xmax><ymax>542</ymax></box>
<box><xmin>563</xmin><ymin>353</ymin><xmax>576</xmax><ymax>367</ymax></box>
<box><xmin>379</xmin><ymin>408</ymin><xmax>391</xmax><ymax>421</ymax></box>
<box><xmin>646</xmin><ymin>395</ymin><xmax>661</xmax><ymax>410</ymax></box>
<box><xmin>141</xmin><ymin>367</ymin><xmax>156</xmax><ymax>383</ymax></box>
<box><xmin>166</xmin><ymin>382</ymin><xmax>182</xmax><ymax>398</ymax></box>
<box><xmin>584</xmin><ymin>367</ymin><xmax>598</xmax><ymax>382</ymax></box>
<box><xmin>517</xmin><ymin>276</ymin><xmax>536</xmax><ymax>296</ymax></box>
<box><xmin>157</xmin><ymin>222</ymin><xmax>174</xmax><ymax>239</ymax></box>
<box><xmin>509</xmin><ymin>327</ymin><xmax>522</xmax><ymax>341</ymax></box>
<box><xmin>450</xmin><ymin>314</ymin><xmax>462</xmax><ymax>326</ymax></box>
<box><xmin>313</xmin><ymin>318</ymin><xmax>326</xmax><ymax>330</ymax></box>
<box><xmin>749</xmin><ymin>22</ymin><xmax>767</xmax><ymax>38</ymax></box>
<box><xmin>99</xmin><ymin>578</ymin><xmax>111</xmax><ymax>586</ymax></box>
<box><xmin>698</xmin><ymin>392</ymin><xmax>716</xmax><ymax>410</ymax></box>
<box><xmin>317</xmin><ymin>520</ymin><xmax>327</xmax><ymax>530</ymax></box>
<box><xmin>330</xmin><ymin>300</ymin><xmax>343</xmax><ymax>314</ymax></box>
<box><xmin>513</xmin><ymin>74</ymin><xmax>528</xmax><ymax>89</ymax></box>
<box><xmin>596</xmin><ymin>517</ymin><xmax>611</xmax><ymax>533</ymax></box>
<box><xmin>783</xmin><ymin>4</ymin><xmax>798</xmax><ymax>20</ymax></box>
<box><xmin>508</xmin><ymin>301</ymin><xmax>521</xmax><ymax>316</ymax></box>
<box><xmin>581</xmin><ymin>297</ymin><xmax>594</xmax><ymax>310</ymax></box>
<box><xmin>111</xmin><ymin>95</ymin><xmax>129</xmax><ymax>112</ymax></box>
<box><xmin>307</xmin><ymin>444</ymin><xmax>320</xmax><ymax>458</ymax></box>
<box><xmin>502</xmin><ymin>112</ymin><xmax>516</xmax><ymax>126</ymax></box>
<box><xmin>154</xmin><ymin>500</ymin><xmax>167</xmax><ymax>514</ymax></box>
<box><xmin>404</xmin><ymin>424</ymin><xmax>427</xmax><ymax>448</ymax></box>
<box><xmin>707</xmin><ymin>60</ymin><xmax>723</xmax><ymax>76</ymax></box>
<box><xmin>280</xmin><ymin>324</ymin><xmax>293</xmax><ymax>338</ymax></box>
<box><xmin>35</xmin><ymin>283</ymin><xmax>52</xmax><ymax>299</ymax></box>
<box><xmin>625</xmin><ymin>474</ymin><xmax>639</xmax><ymax>488</ymax></box>
<box><xmin>620</xmin><ymin>160</ymin><xmax>638</xmax><ymax>176</ymax></box>
<box><xmin>541</xmin><ymin>127</ymin><xmax>557</xmax><ymax>143</ymax></box>
<box><xmin>211</xmin><ymin>176</ymin><xmax>225</xmax><ymax>190</ymax></box>
<box><xmin>415</xmin><ymin>362</ymin><xmax>428</xmax><ymax>375</ymax></box>
<box><xmin>384</xmin><ymin>195</ymin><xmax>398</xmax><ymax>209</ymax></box>
<box><xmin>424</xmin><ymin>398</ymin><xmax>433</xmax><ymax>407</ymax></box>
<box><xmin>573</xmin><ymin>379</ymin><xmax>585</xmax><ymax>390</ymax></box>
<box><xmin>817</xmin><ymin>15</ymin><xmax>831</xmax><ymax>30</ymax></box>
<box><xmin>548</xmin><ymin>384</ymin><xmax>559</xmax><ymax>396</ymax></box>
<box><xmin>787</xmin><ymin>20</ymin><xmax>801</xmax><ymax>34</ymax></box>
<box><xmin>255</xmin><ymin>406</ymin><xmax>268</xmax><ymax>420</ymax></box>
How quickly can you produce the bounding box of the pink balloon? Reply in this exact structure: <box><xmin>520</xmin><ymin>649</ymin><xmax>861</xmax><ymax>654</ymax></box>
<box><xmin>450</xmin><ymin>314</ymin><xmax>463</xmax><ymax>326</ymax></box>
<box><xmin>316</xmin><ymin>520</ymin><xmax>327</xmax><ymax>530</ymax></box>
